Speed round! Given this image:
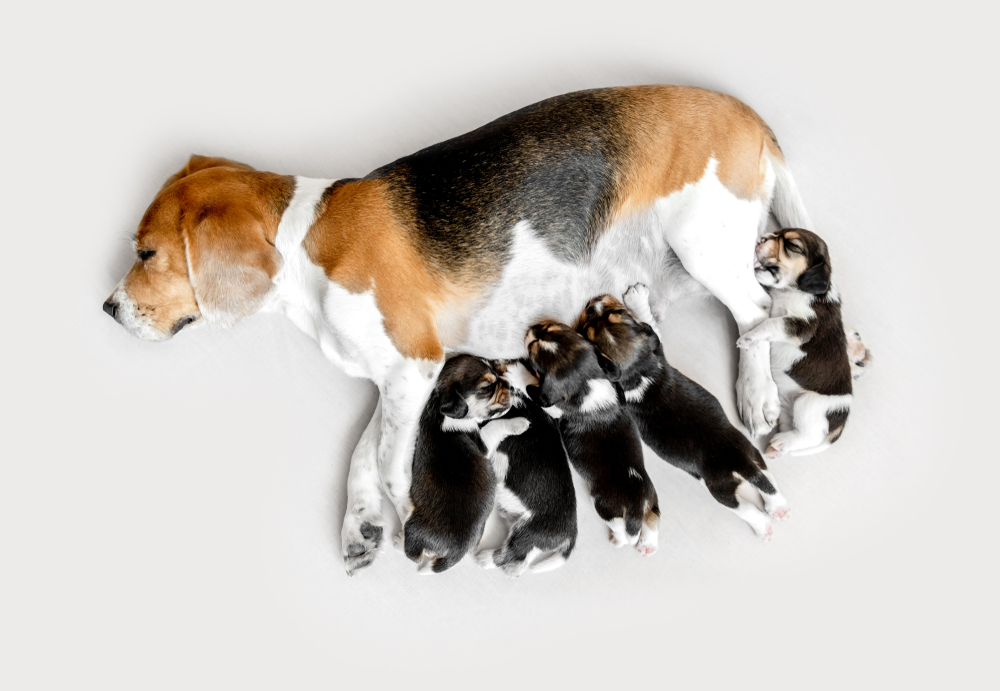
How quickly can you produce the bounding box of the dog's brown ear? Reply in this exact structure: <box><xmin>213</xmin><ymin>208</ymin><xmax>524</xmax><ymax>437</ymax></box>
<box><xmin>797</xmin><ymin>257</ymin><xmax>831</xmax><ymax>295</ymax></box>
<box><xmin>183</xmin><ymin>205</ymin><xmax>281</xmax><ymax>327</ymax></box>
<box><xmin>160</xmin><ymin>154</ymin><xmax>255</xmax><ymax>192</ymax></box>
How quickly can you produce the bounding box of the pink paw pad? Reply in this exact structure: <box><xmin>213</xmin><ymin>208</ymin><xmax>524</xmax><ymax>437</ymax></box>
<box><xmin>760</xmin><ymin>525</ymin><xmax>774</xmax><ymax>542</ymax></box>
<box><xmin>636</xmin><ymin>544</ymin><xmax>657</xmax><ymax>556</ymax></box>
<box><xmin>773</xmin><ymin>507</ymin><xmax>791</xmax><ymax>521</ymax></box>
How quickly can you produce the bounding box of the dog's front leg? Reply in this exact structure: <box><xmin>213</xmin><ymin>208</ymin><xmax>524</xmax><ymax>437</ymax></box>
<box><xmin>377</xmin><ymin>358</ymin><xmax>442</xmax><ymax>535</ymax></box>
<box><xmin>342</xmin><ymin>399</ymin><xmax>385</xmax><ymax>575</ymax></box>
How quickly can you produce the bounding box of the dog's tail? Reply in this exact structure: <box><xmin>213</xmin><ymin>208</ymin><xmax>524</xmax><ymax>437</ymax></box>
<box><xmin>769</xmin><ymin>155</ymin><xmax>812</xmax><ymax>230</ymax></box>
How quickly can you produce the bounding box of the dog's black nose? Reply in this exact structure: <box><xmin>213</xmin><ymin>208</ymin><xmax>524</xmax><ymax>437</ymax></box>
<box><xmin>103</xmin><ymin>300</ymin><xmax>118</xmax><ymax>320</ymax></box>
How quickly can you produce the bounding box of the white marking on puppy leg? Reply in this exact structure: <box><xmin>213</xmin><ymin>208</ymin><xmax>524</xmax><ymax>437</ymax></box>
<box><xmin>623</xmin><ymin>377</ymin><xmax>653</xmax><ymax>403</ymax></box>
<box><xmin>607</xmin><ymin>517</ymin><xmax>629</xmax><ymax>547</ymax></box>
<box><xmin>637</xmin><ymin>522</ymin><xmax>658</xmax><ymax>556</ymax></box>
<box><xmin>759</xmin><ymin>469</ymin><xmax>790</xmax><ymax>520</ymax></box>
<box><xmin>480</xmin><ymin>417</ymin><xmax>530</xmax><ymax>456</ymax></box>
<box><xmin>579</xmin><ymin>379</ymin><xmax>619</xmax><ymax>413</ymax></box>
<box><xmin>730</xmin><ymin>487</ymin><xmax>773</xmax><ymax>541</ymax></box>
<box><xmin>474</xmin><ymin>549</ymin><xmax>498</xmax><ymax>569</ymax></box>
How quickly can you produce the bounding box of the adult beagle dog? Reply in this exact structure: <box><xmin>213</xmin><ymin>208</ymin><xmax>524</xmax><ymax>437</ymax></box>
<box><xmin>103</xmin><ymin>85</ymin><xmax>812</xmax><ymax>574</ymax></box>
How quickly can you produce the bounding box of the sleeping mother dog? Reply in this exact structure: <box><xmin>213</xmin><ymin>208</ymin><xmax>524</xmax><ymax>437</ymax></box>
<box><xmin>102</xmin><ymin>85</ymin><xmax>814</xmax><ymax>574</ymax></box>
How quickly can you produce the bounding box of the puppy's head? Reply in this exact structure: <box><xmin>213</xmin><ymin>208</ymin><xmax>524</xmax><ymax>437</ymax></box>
<box><xmin>436</xmin><ymin>355</ymin><xmax>512</xmax><ymax>421</ymax></box>
<box><xmin>577</xmin><ymin>295</ymin><xmax>660</xmax><ymax>377</ymax></box>
<box><xmin>103</xmin><ymin>155</ymin><xmax>289</xmax><ymax>341</ymax></box>
<box><xmin>754</xmin><ymin>228</ymin><xmax>832</xmax><ymax>295</ymax></box>
<box><xmin>524</xmin><ymin>320</ymin><xmax>620</xmax><ymax>410</ymax></box>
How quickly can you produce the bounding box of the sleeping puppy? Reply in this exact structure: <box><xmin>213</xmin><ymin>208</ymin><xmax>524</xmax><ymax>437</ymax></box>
<box><xmin>525</xmin><ymin>321</ymin><xmax>660</xmax><ymax>555</ymax></box>
<box><xmin>475</xmin><ymin>360</ymin><xmax>578</xmax><ymax>576</ymax></box>
<box><xmin>404</xmin><ymin>355</ymin><xmax>530</xmax><ymax>574</ymax></box>
<box><xmin>579</xmin><ymin>288</ymin><xmax>788</xmax><ymax>540</ymax></box>
<box><xmin>738</xmin><ymin>228</ymin><xmax>853</xmax><ymax>458</ymax></box>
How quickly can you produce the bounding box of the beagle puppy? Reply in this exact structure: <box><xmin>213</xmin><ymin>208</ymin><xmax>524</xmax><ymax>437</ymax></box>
<box><xmin>525</xmin><ymin>322</ymin><xmax>660</xmax><ymax>555</ymax></box>
<box><xmin>579</xmin><ymin>287</ymin><xmax>788</xmax><ymax>540</ymax></box>
<box><xmin>104</xmin><ymin>85</ymin><xmax>815</xmax><ymax>573</ymax></box>
<box><xmin>475</xmin><ymin>361</ymin><xmax>578</xmax><ymax>576</ymax></box>
<box><xmin>404</xmin><ymin>355</ymin><xmax>529</xmax><ymax>574</ymax></box>
<box><xmin>738</xmin><ymin>228</ymin><xmax>853</xmax><ymax>458</ymax></box>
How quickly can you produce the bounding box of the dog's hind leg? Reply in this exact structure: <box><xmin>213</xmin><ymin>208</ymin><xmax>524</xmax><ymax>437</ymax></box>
<box><xmin>704</xmin><ymin>473</ymin><xmax>773</xmax><ymax>541</ymax></box>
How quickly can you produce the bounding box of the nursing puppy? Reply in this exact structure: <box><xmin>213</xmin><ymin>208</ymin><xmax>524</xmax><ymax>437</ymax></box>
<box><xmin>475</xmin><ymin>361</ymin><xmax>578</xmax><ymax>576</ymax></box>
<box><xmin>525</xmin><ymin>322</ymin><xmax>659</xmax><ymax>555</ymax></box>
<box><xmin>404</xmin><ymin>355</ymin><xmax>529</xmax><ymax>573</ymax></box>
<box><xmin>579</xmin><ymin>288</ymin><xmax>788</xmax><ymax>540</ymax></box>
<box><xmin>739</xmin><ymin>228</ymin><xmax>852</xmax><ymax>458</ymax></box>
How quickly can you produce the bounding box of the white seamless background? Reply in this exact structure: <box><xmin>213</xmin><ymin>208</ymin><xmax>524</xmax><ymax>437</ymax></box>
<box><xmin>1</xmin><ymin>1</ymin><xmax>993</xmax><ymax>689</ymax></box>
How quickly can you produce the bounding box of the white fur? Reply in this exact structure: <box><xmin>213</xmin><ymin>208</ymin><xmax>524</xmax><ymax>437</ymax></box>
<box><xmin>628</xmin><ymin>466</ymin><xmax>642</xmax><ymax>480</ymax></box>
<box><xmin>767</xmin><ymin>392</ymin><xmax>852</xmax><ymax>458</ymax></box>
<box><xmin>578</xmin><ymin>379</ymin><xmax>619</xmax><ymax>413</ymax></box>
<box><xmin>441</xmin><ymin>416</ymin><xmax>481</xmax><ymax>433</ymax></box>
<box><xmin>623</xmin><ymin>376</ymin><xmax>653</xmax><ymax>403</ymax></box>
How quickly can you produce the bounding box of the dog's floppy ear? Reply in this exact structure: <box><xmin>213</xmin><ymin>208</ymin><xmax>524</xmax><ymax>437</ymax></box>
<box><xmin>797</xmin><ymin>258</ymin><xmax>831</xmax><ymax>295</ymax></box>
<box><xmin>594</xmin><ymin>347</ymin><xmax>622</xmax><ymax>382</ymax></box>
<box><xmin>160</xmin><ymin>154</ymin><xmax>255</xmax><ymax>193</ymax></box>
<box><xmin>183</xmin><ymin>206</ymin><xmax>281</xmax><ymax>327</ymax></box>
<box><xmin>439</xmin><ymin>384</ymin><xmax>469</xmax><ymax>419</ymax></box>
<box><xmin>532</xmin><ymin>375</ymin><xmax>562</xmax><ymax>408</ymax></box>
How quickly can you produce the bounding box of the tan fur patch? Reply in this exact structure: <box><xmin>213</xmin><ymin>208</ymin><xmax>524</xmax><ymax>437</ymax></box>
<box><xmin>305</xmin><ymin>179</ymin><xmax>453</xmax><ymax>362</ymax></box>
<box><xmin>611</xmin><ymin>86</ymin><xmax>782</xmax><ymax>219</ymax></box>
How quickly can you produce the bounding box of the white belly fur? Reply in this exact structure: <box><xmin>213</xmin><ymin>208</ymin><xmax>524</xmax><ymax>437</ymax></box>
<box><xmin>457</xmin><ymin>158</ymin><xmax>764</xmax><ymax>358</ymax></box>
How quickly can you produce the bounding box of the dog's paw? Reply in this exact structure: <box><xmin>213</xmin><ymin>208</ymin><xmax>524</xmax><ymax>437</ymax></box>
<box><xmin>760</xmin><ymin>524</ymin><xmax>774</xmax><ymax>542</ymax></box>
<box><xmin>342</xmin><ymin>512</ymin><xmax>384</xmax><ymax>576</ymax></box>
<box><xmin>636</xmin><ymin>543</ymin><xmax>657</xmax><ymax>557</ymax></box>
<box><xmin>623</xmin><ymin>283</ymin><xmax>658</xmax><ymax>323</ymax></box>
<box><xmin>765</xmin><ymin>436</ymin><xmax>786</xmax><ymax>460</ymax></box>
<box><xmin>737</xmin><ymin>378</ymin><xmax>779</xmax><ymax>438</ymax></box>
<box><xmin>474</xmin><ymin>549</ymin><xmax>497</xmax><ymax>569</ymax></box>
<box><xmin>736</xmin><ymin>332</ymin><xmax>762</xmax><ymax>350</ymax></box>
<box><xmin>771</xmin><ymin>506</ymin><xmax>791</xmax><ymax>521</ymax></box>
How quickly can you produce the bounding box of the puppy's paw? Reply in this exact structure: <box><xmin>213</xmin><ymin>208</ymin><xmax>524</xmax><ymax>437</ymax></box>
<box><xmin>736</xmin><ymin>332</ymin><xmax>764</xmax><ymax>350</ymax></box>
<box><xmin>623</xmin><ymin>283</ymin><xmax>657</xmax><ymax>323</ymax></box>
<box><xmin>765</xmin><ymin>436</ymin><xmax>787</xmax><ymax>460</ymax></box>
<box><xmin>760</xmin><ymin>524</ymin><xmax>774</xmax><ymax>542</ymax></box>
<box><xmin>342</xmin><ymin>512</ymin><xmax>384</xmax><ymax>575</ymax></box>
<box><xmin>507</xmin><ymin>417</ymin><xmax>531</xmax><ymax>437</ymax></box>
<box><xmin>771</xmin><ymin>506</ymin><xmax>791</xmax><ymax>521</ymax></box>
<box><xmin>474</xmin><ymin>549</ymin><xmax>498</xmax><ymax>569</ymax></box>
<box><xmin>636</xmin><ymin>543</ymin><xmax>657</xmax><ymax>557</ymax></box>
<box><xmin>392</xmin><ymin>529</ymin><xmax>405</xmax><ymax>552</ymax></box>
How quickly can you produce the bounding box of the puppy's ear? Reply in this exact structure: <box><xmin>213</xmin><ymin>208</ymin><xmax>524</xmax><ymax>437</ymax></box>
<box><xmin>594</xmin><ymin>347</ymin><xmax>622</xmax><ymax>382</ymax></box>
<box><xmin>797</xmin><ymin>258</ymin><xmax>831</xmax><ymax>295</ymax></box>
<box><xmin>534</xmin><ymin>376</ymin><xmax>562</xmax><ymax>408</ymax></box>
<box><xmin>640</xmin><ymin>323</ymin><xmax>661</xmax><ymax>352</ymax></box>
<box><xmin>439</xmin><ymin>384</ymin><xmax>469</xmax><ymax>418</ymax></box>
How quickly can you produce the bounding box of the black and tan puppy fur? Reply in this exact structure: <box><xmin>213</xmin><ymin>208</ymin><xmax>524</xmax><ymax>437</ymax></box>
<box><xmin>525</xmin><ymin>322</ymin><xmax>660</xmax><ymax>555</ymax></box>
<box><xmin>475</xmin><ymin>361</ymin><xmax>578</xmax><ymax>576</ymax></box>
<box><xmin>739</xmin><ymin>228</ymin><xmax>853</xmax><ymax>458</ymax></box>
<box><xmin>404</xmin><ymin>355</ymin><xmax>529</xmax><ymax>574</ymax></box>
<box><xmin>579</xmin><ymin>287</ymin><xmax>789</xmax><ymax>540</ymax></box>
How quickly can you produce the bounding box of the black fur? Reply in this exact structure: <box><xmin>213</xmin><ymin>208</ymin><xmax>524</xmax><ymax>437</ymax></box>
<box><xmin>485</xmin><ymin>370</ymin><xmax>578</xmax><ymax>573</ymax></box>
<box><xmin>525</xmin><ymin>323</ymin><xmax>658</xmax><ymax>545</ymax></box>
<box><xmin>578</xmin><ymin>301</ymin><xmax>777</xmax><ymax>515</ymax></box>
<box><xmin>370</xmin><ymin>90</ymin><xmax>636</xmax><ymax>267</ymax></box>
<box><xmin>404</xmin><ymin>356</ymin><xmax>510</xmax><ymax>573</ymax></box>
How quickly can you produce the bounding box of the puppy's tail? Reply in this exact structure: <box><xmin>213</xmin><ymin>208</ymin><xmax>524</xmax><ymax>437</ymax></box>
<box><xmin>769</xmin><ymin>156</ymin><xmax>812</xmax><ymax>230</ymax></box>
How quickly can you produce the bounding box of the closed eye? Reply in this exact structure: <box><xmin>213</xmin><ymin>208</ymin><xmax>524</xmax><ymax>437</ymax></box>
<box><xmin>784</xmin><ymin>241</ymin><xmax>801</xmax><ymax>254</ymax></box>
<box><xmin>138</xmin><ymin>249</ymin><xmax>156</xmax><ymax>261</ymax></box>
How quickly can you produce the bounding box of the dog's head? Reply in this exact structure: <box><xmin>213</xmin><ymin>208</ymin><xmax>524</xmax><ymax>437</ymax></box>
<box><xmin>102</xmin><ymin>155</ymin><xmax>291</xmax><ymax>341</ymax></box>
<box><xmin>577</xmin><ymin>295</ymin><xmax>660</xmax><ymax>378</ymax></box>
<box><xmin>754</xmin><ymin>228</ymin><xmax>832</xmax><ymax>295</ymax></box>
<box><xmin>524</xmin><ymin>320</ymin><xmax>620</xmax><ymax>410</ymax></box>
<box><xmin>436</xmin><ymin>355</ymin><xmax>513</xmax><ymax>421</ymax></box>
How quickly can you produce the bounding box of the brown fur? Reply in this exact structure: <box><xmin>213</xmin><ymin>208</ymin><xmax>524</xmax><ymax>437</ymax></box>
<box><xmin>304</xmin><ymin>179</ymin><xmax>455</xmax><ymax>361</ymax></box>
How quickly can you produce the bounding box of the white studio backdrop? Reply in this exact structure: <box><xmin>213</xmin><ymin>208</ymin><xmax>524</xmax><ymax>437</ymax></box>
<box><xmin>1</xmin><ymin>1</ymin><xmax>994</xmax><ymax>689</ymax></box>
